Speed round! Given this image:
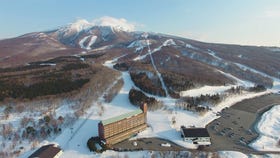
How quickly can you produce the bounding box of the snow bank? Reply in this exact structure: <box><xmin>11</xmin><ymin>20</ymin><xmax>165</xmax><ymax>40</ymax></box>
<box><xmin>250</xmin><ymin>105</ymin><xmax>280</xmax><ymax>151</ymax></box>
<box><xmin>219</xmin><ymin>151</ymin><xmax>248</xmax><ymax>158</ymax></box>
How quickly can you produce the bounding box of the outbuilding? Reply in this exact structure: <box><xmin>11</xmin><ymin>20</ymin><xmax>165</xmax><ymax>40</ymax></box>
<box><xmin>29</xmin><ymin>144</ymin><xmax>63</xmax><ymax>158</ymax></box>
<box><xmin>181</xmin><ymin>126</ymin><xmax>211</xmax><ymax>145</ymax></box>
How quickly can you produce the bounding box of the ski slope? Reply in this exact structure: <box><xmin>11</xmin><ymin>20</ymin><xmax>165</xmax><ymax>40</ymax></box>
<box><xmin>19</xmin><ymin>52</ymin><xmax>278</xmax><ymax>158</ymax></box>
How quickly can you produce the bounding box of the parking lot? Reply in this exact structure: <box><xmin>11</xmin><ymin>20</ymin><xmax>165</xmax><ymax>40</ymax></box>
<box><xmin>205</xmin><ymin>93</ymin><xmax>280</xmax><ymax>154</ymax></box>
<box><xmin>112</xmin><ymin>137</ymin><xmax>186</xmax><ymax>151</ymax></box>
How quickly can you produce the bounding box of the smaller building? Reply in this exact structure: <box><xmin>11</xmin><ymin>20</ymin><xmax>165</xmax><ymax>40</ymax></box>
<box><xmin>181</xmin><ymin>126</ymin><xmax>211</xmax><ymax>145</ymax></box>
<box><xmin>29</xmin><ymin>144</ymin><xmax>62</xmax><ymax>158</ymax></box>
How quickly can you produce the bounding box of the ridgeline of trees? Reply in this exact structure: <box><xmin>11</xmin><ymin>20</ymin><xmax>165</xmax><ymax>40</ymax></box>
<box><xmin>175</xmin><ymin>94</ymin><xmax>222</xmax><ymax>115</ymax></box>
<box><xmin>62</xmin><ymin>63</ymin><xmax>89</xmax><ymax>71</ymax></box>
<box><xmin>248</xmin><ymin>84</ymin><xmax>266</xmax><ymax>92</ymax></box>
<box><xmin>130</xmin><ymin>72</ymin><xmax>166</xmax><ymax>97</ymax></box>
<box><xmin>0</xmin><ymin>79</ymin><xmax>89</xmax><ymax>101</ymax></box>
<box><xmin>129</xmin><ymin>88</ymin><xmax>163</xmax><ymax>111</ymax></box>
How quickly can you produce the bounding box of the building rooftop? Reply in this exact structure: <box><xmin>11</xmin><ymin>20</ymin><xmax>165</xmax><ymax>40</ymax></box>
<box><xmin>181</xmin><ymin>127</ymin><xmax>210</xmax><ymax>138</ymax></box>
<box><xmin>101</xmin><ymin>109</ymin><xmax>143</xmax><ymax>125</ymax></box>
<box><xmin>29</xmin><ymin>144</ymin><xmax>62</xmax><ymax>158</ymax></box>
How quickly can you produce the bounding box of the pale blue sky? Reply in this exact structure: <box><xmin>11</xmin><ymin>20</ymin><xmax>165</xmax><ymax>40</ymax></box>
<box><xmin>1</xmin><ymin>0</ymin><xmax>280</xmax><ymax>46</ymax></box>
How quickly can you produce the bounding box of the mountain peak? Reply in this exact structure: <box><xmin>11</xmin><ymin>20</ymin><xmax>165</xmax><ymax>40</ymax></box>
<box><xmin>56</xmin><ymin>17</ymin><xmax>135</xmax><ymax>39</ymax></box>
<box><xmin>92</xmin><ymin>16</ymin><xmax>135</xmax><ymax>32</ymax></box>
<box><xmin>69</xmin><ymin>19</ymin><xmax>93</xmax><ymax>32</ymax></box>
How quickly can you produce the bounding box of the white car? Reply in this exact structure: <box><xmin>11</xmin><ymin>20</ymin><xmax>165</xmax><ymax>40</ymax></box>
<box><xmin>161</xmin><ymin>143</ymin><xmax>171</xmax><ymax>147</ymax></box>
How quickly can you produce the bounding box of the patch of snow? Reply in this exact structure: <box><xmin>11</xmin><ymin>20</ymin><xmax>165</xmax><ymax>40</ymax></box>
<box><xmin>250</xmin><ymin>105</ymin><xmax>280</xmax><ymax>151</ymax></box>
<box><xmin>180</xmin><ymin>85</ymin><xmax>233</xmax><ymax>97</ymax></box>
<box><xmin>208</xmin><ymin>49</ymin><xmax>223</xmax><ymax>61</ymax></box>
<box><xmin>163</xmin><ymin>39</ymin><xmax>176</xmax><ymax>46</ymax></box>
<box><xmin>103</xmin><ymin>54</ymin><xmax>127</xmax><ymax>68</ymax></box>
<box><xmin>39</xmin><ymin>63</ymin><xmax>56</xmax><ymax>66</ymax></box>
<box><xmin>132</xmin><ymin>42</ymin><xmax>161</xmax><ymax>61</ymax></box>
<box><xmin>128</xmin><ymin>40</ymin><xmax>148</xmax><ymax>52</ymax></box>
<box><xmin>219</xmin><ymin>151</ymin><xmax>248</xmax><ymax>158</ymax></box>
<box><xmin>92</xmin><ymin>45</ymin><xmax>114</xmax><ymax>51</ymax></box>
<box><xmin>185</xmin><ymin>43</ymin><xmax>198</xmax><ymax>50</ymax></box>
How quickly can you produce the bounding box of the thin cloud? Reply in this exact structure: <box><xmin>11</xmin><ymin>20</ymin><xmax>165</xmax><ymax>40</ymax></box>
<box><xmin>92</xmin><ymin>16</ymin><xmax>139</xmax><ymax>32</ymax></box>
<box><xmin>263</xmin><ymin>9</ymin><xmax>280</xmax><ymax>18</ymax></box>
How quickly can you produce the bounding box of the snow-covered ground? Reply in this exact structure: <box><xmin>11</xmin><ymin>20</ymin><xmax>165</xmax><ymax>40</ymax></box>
<box><xmin>250</xmin><ymin>105</ymin><xmax>280</xmax><ymax>151</ymax></box>
<box><xmin>15</xmin><ymin>40</ymin><xmax>280</xmax><ymax>157</ymax></box>
<box><xmin>180</xmin><ymin>85</ymin><xmax>233</xmax><ymax>97</ymax></box>
<box><xmin>219</xmin><ymin>151</ymin><xmax>248</xmax><ymax>158</ymax></box>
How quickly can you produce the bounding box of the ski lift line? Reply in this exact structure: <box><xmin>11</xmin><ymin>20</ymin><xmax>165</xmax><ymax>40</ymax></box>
<box><xmin>144</xmin><ymin>34</ymin><xmax>170</xmax><ymax>97</ymax></box>
<box><xmin>128</xmin><ymin>39</ymin><xmax>147</xmax><ymax>72</ymax></box>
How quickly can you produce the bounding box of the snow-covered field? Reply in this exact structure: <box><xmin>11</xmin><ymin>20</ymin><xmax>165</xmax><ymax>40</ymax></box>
<box><xmin>250</xmin><ymin>105</ymin><xmax>280</xmax><ymax>151</ymax></box>
<box><xmin>11</xmin><ymin>39</ymin><xmax>280</xmax><ymax>157</ymax></box>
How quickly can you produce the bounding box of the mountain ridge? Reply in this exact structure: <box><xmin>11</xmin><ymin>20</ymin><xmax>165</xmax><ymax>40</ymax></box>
<box><xmin>0</xmin><ymin>19</ymin><xmax>280</xmax><ymax>91</ymax></box>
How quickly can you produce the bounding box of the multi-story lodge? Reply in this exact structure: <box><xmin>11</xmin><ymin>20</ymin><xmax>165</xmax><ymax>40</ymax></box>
<box><xmin>98</xmin><ymin>103</ymin><xmax>147</xmax><ymax>145</ymax></box>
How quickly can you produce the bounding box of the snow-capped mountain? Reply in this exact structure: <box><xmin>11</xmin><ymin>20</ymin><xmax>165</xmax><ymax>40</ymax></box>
<box><xmin>0</xmin><ymin>18</ymin><xmax>280</xmax><ymax>89</ymax></box>
<box><xmin>47</xmin><ymin>18</ymin><xmax>135</xmax><ymax>49</ymax></box>
<box><xmin>1</xmin><ymin>18</ymin><xmax>280</xmax><ymax>158</ymax></box>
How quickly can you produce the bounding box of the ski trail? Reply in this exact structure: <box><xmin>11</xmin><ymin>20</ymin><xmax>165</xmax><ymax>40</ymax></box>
<box><xmin>78</xmin><ymin>35</ymin><xmax>91</xmax><ymax>49</ymax></box>
<box><xmin>234</xmin><ymin>63</ymin><xmax>280</xmax><ymax>92</ymax></box>
<box><xmin>145</xmin><ymin>35</ymin><xmax>170</xmax><ymax>97</ymax></box>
